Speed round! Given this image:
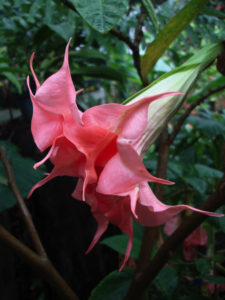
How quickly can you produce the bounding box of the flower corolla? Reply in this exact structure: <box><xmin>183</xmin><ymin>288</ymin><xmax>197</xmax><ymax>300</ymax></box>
<box><xmin>28</xmin><ymin>40</ymin><xmax>222</xmax><ymax>270</ymax></box>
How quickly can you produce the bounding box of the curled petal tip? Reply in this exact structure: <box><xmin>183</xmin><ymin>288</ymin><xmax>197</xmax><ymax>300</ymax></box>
<box><xmin>76</xmin><ymin>88</ymin><xmax>84</xmax><ymax>95</ymax></box>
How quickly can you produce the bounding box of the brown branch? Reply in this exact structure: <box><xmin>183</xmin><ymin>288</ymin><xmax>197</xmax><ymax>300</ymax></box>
<box><xmin>60</xmin><ymin>0</ymin><xmax>77</xmax><ymax>13</ymax></box>
<box><xmin>134</xmin><ymin>6</ymin><xmax>146</xmax><ymax>47</ymax></box>
<box><xmin>125</xmin><ymin>173</ymin><xmax>225</xmax><ymax>299</ymax></box>
<box><xmin>136</xmin><ymin>129</ymin><xmax>170</xmax><ymax>272</ymax></box>
<box><xmin>0</xmin><ymin>225</ymin><xmax>79</xmax><ymax>300</ymax></box>
<box><xmin>169</xmin><ymin>83</ymin><xmax>225</xmax><ymax>144</ymax></box>
<box><xmin>0</xmin><ymin>146</ymin><xmax>46</xmax><ymax>257</ymax></box>
<box><xmin>0</xmin><ymin>146</ymin><xmax>79</xmax><ymax>300</ymax></box>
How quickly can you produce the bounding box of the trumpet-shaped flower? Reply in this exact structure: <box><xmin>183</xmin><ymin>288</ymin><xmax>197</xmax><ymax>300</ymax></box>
<box><xmin>28</xmin><ymin>40</ymin><xmax>223</xmax><ymax>270</ymax></box>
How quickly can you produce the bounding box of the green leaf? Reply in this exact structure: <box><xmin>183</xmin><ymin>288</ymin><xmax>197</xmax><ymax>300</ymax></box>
<box><xmin>194</xmin><ymin>164</ymin><xmax>223</xmax><ymax>180</ymax></box>
<box><xmin>101</xmin><ymin>234</ymin><xmax>141</xmax><ymax>259</ymax></box>
<box><xmin>141</xmin><ymin>0</ymin><xmax>209</xmax><ymax>80</ymax></box>
<box><xmin>203</xmin><ymin>275</ymin><xmax>225</xmax><ymax>284</ymax></box>
<box><xmin>89</xmin><ymin>268</ymin><xmax>134</xmax><ymax>300</ymax></box>
<box><xmin>195</xmin><ymin>258</ymin><xmax>211</xmax><ymax>275</ymax></box>
<box><xmin>71</xmin><ymin>66</ymin><xmax>124</xmax><ymax>81</ymax></box>
<box><xmin>142</xmin><ymin>0</ymin><xmax>159</xmax><ymax>34</ymax></box>
<box><xmin>70</xmin><ymin>49</ymin><xmax>107</xmax><ymax>61</ymax></box>
<box><xmin>202</xmin><ymin>8</ymin><xmax>225</xmax><ymax>19</ymax></box>
<box><xmin>0</xmin><ymin>173</ymin><xmax>7</xmax><ymax>185</ymax></box>
<box><xmin>69</xmin><ymin>0</ymin><xmax>129</xmax><ymax>33</ymax></box>
<box><xmin>188</xmin><ymin>115</ymin><xmax>225</xmax><ymax>137</ymax></box>
<box><xmin>0</xmin><ymin>141</ymin><xmax>46</xmax><ymax>212</ymax></box>
<box><xmin>47</xmin><ymin>21</ymin><xmax>76</xmax><ymax>42</ymax></box>
<box><xmin>153</xmin><ymin>266</ymin><xmax>178</xmax><ymax>299</ymax></box>
<box><xmin>218</xmin><ymin>216</ymin><xmax>225</xmax><ymax>233</ymax></box>
<box><xmin>183</xmin><ymin>177</ymin><xmax>207</xmax><ymax>194</ymax></box>
<box><xmin>2</xmin><ymin>72</ymin><xmax>22</xmax><ymax>93</ymax></box>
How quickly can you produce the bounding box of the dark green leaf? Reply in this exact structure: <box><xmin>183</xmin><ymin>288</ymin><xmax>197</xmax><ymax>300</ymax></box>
<box><xmin>203</xmin><ymin>275</ymin><xmax>225</xmax><ymax>284</ymax></box>
<box><xmin>153</xmin><ymin>266</ymin><xmax>178</xmax><ymax>299</ymax></box>
<box><xmin>141</xmin><ymin>0</ymin><xmax>209</xmax><ymax>79</ymax></box>
<box><xmin>2</xmin><ymin>72</ymin><xmax>22</xmax><ymax>93</ymax></box>
<box><xmin>0</xmin><ymin>141</ymin><xmax>46</xmax><ymax>212</ymax></box>
<box><xmin>188</xmin><ymin>115</ymin><xmax>225</xmax><ymax>137</ymax></box>
<box><xmin>194</xmin><ymin>164</ymin><xmax>223</xmax><ymax>180</ymax></box>
<box><xmin>101</xmin><ymin>234</ymin><xmax>141</xmax><ymax>259</ymax></box>
<box><xmin>47</xmin><ymin>21</ymin><xmax>76</xmax><ymax>42</ymax></box>
<box><xmin>202</xmin><ymin>8</ymin><xmax>225</xmax><ymax>19</ymax></box>
<box><xmin>69</xmin><ymin>0</ymin><xmax>129</xmax><ymax>33</ymax></box>
<box><xmin>89</xmin><ymin>268</ymin><xmax>134</xmax><ymax>300</ymax></box>
<box><xmin>183</xmin><ymin>177</ymin><xmax>207</xmax><ymax>194</ymax></box>
<box><xmin>70</xmin><ymin>49</ymin><xmax>107</xmax><ymax>61</ymax></box>
<box><xmin>195</xmin><ymin>258</ymin><xmax>211</xmax><ymax>275</ymax></box>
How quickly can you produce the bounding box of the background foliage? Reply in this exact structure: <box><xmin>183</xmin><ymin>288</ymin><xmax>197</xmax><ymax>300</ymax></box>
<box><xmin>0</xmin><ymin>0</ymin><xmax>225</xmax><ymax>299</ymax></box>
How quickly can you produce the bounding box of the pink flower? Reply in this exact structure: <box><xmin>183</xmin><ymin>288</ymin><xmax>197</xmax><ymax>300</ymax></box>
<box><xmin>28</xmin><ymin>40</ymin><xmax>223</xmax><ymax>270</ymax></box>
<box><xmin>164</xmin><ymin>216</ymin><xmax>208</xmax><ymax>261</ymax></box>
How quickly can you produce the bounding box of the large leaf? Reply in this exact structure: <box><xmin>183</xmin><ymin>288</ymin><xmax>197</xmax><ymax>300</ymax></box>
<box><xmin>141</xmin><ymin>0</ymin><xmax>209</xmax><ymax>81</ymax></box>
<box><xmin>101</xmin><ymin>221</ymin><xmax>144</xmax><ymax>259</ymax></box>
<box><xmin>187</xmin><ymin>115</ymin><xmax>225</xmax><ymax>137</ymax></box>
<box><xmin>153</xmin><ymin>266</ymin><xmax>178</xmax><ymax>299</ymax></box>
<box><xmin>2</xmin><ymin>72</ymin><xmax>22</xmax><ymax>93</ymax></box>
<box><xmin>142</xmin><ymin>0</ymin><xmax>159</xmax><ymax>34</ymax></box>
<box><xmin>89</xmin><ymin>268</ymin><xmax>134</xmax><ymax>300</ymax></box>
<box><xmin>101</xmin><ymin>234</ymin><xmax>141</xmax><ymax>259</ymax></box>
<box><xmin>195</xmin><ymin>258</ymin><xmax>211</xmax><ymax>275</ymax></box>
<box><xmin>47</xmin><ymin>21</ymin><xmax>76</xmax><ymax>42</ymax></box>
<box><xmin>183</xmin><ymin>177</ymin><xmax>207</xmax><ymax>195</ymax></box>
<box><xmin>194</xmin><ymin>164</ymin><xmax>223</xmax><ymax>180</ymax></box>
<box><xmin>0</xmin><ymin>141</ymin><xmax>46</xmax><ymax>212</ymax></box>
<box><xmin>69</xmin><ymin>0</ymin><xmax>129</xmax><ymax>33</ymax></box>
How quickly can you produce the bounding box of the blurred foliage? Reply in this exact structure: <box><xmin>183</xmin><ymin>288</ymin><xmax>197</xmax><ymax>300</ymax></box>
<box><xmin>0</xmin><ymin>0</ymin><xmax>225</xmax><ymax>299</ymax></box>
<box><xmin>0</xmin><ymin>141</ymin><xmax>46</xmax><ymax>212</ymax></box>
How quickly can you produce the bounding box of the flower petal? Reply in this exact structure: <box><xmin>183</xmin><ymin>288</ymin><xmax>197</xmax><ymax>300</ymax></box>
<box><xmin>29</xmin><ymin>53</ymin><xmax>40</xmax><ymax>90</ymax></box>
<box><xmin>135</xmin><ymin>182</ymin><xmax>224</xmax><ymax>226</ymax></box>
<box><xmin>28</xmin><ymin>137</ymin><xmax>85</xmax><ymax>197</ymax></box>
<box><xmin>97</xmin><ymin>139</ymin><xmax>173</xmax><ymax>195</ymax></box>
<box><xmin>31</xmin><ymin>39</ymin><xmax>82</xmax><ymax>125</ymax></box>
<box><xmin>83</xmin><ymin>92</ymin><xmax>180</xmax><ymax>141</ymax></box>
<box><xmin>27</xmin><ymin>76</ymin><xmax>63</xmax><ymax>151</ymax></box>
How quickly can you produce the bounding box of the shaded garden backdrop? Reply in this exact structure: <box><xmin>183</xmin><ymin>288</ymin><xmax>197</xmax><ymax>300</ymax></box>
<box><xmin>0</xmin><ymin>0</ymin><xmax>225</xmax><ymax>299</ymax></box>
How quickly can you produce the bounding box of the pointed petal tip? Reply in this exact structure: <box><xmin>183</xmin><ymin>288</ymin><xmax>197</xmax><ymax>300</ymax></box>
<box><xmin>29</xmin><ymin>52</ymin><xmax>40</xmax><ymax>90</ymax></box>
<box><xmin>76</xmin><ymin>88</ymin><xmax>84</xmax><ymax>95</ymax></box>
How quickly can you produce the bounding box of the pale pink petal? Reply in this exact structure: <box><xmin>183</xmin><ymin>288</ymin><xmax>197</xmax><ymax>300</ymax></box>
<box><xmin>135</xmin><ymin>182</ymin><xmax>223</xmax><ymax>226</ymax></box>
<box><xmin>29</xmin><ymin>53</ymin><xmax>40</xmax><ymax>90</ymax></box>
<box><xmin>31</xmin><ymin>39</ymin><xmax>82</xmax><ymax>125</ymax></box>
<box><xmin>33</xmin><ymin>137</ymin><xmax>60</xmax><ymax>170</ymax></box>
<box><xmin>28</xmin><ymin>137</ymin><xmax>86</xmax><ymax>198</ymax></box>
<box><xmin>27</xmin><ymin>76</ymin><xmax>63</xmax><ymax>151</ymax></box>
<box><xmin>86</xmin><ymin>212</ymin><xmax>109</xmax><ymax>254</ymax></box>
<box><xmin>72</xmin><ymin>178</ymin><xmax>83</xmax><ymax>201</ymax></box>
<box><xmin>184</xmin><ymin>226</ymin><xmax>208</xmax><ymax>247</ymax></box>
<box><xmin>164</xmin><ymin>216</ymin><xmax>180</xmax><ymax>236</ymax></box>
<box><xmin>97</xmin><ymin>140</ymin><xmax>173</xmax><ymax>195</ymax></box>
<box><xmin>83</xmin><ymin>92</ymin><xmax>180</xmax><ymax>141</ymax></box>
<box><xmin>64</xmin><ymin>121</ymin><xmax>117</xmax><ymax>198</ymax></box>
<box><xmin>119</xmin><ymin>233</ymin><xmax>133</xmax><ymax>272</ymax></box>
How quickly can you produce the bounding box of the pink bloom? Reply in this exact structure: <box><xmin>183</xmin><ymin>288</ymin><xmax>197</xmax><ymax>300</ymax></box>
<box><xmin>164</xmin><ymin>216</ymin><xmax>208</xmax><ymax>261</ymax></box>
<box><xmin>28</xmin><ymin>40</ymin><xmax>223</xmax><ymax>270</ymax></box>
